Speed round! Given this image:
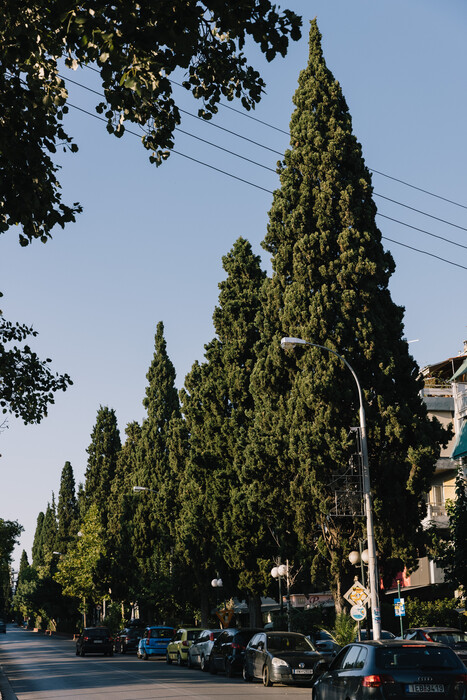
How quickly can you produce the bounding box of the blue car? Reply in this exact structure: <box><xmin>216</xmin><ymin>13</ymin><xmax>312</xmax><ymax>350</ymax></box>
<box><xmin>137</xmin><ymin>626</ymin><xmax>175</xmax><ymax>659</ymax></box>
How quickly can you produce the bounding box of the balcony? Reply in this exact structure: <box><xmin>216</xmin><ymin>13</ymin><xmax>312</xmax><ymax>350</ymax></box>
<box><xmin>422</xmin><ymin>502</ymin><xmax>449</xmax><ymax>529</ymax></box>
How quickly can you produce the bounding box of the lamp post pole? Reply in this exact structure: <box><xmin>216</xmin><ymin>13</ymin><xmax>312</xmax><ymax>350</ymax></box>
<box><xmin>280</xmin><ymin>337</ymin><xmax>381</xmax><ymax>640</ymax></box>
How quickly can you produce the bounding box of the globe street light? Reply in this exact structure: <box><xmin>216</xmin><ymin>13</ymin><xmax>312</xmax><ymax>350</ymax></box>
<box><xmin>280</xmin><ymin>336</ymin><xmax>381</xmax><ymax>640</ymax></box>
<box><xmin>271</xmin><ymin>561</ymin><xmax>291</xmax><ymax>631</ymax></box>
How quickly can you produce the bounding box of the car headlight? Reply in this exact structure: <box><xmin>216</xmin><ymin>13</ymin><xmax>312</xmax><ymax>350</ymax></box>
<box><xmin>272</xmin><ymin>657</ymin><xmax>290</xmax><ymax>668</ymax></box>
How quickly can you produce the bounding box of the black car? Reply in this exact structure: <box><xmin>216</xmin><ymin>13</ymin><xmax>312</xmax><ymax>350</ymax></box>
<box><xmin>403</xmin><ymin>627</ymin><xmax>467</xmax><ymax>665</ymax></box>
<box><xmin>76</xmin><ymin>627</ymin><xmax>113</xmax><ymax>656</ymax></box>
<box><xmin>243</xmin><ymin>630</ymin><xmax>327</xmax><ymax>687</ymax></box>
<box><xmin>307</xmin><ymin>629</ymin><xmax>341</xmax><ymax>662</ymax></box>
<box><xmin>114</xmin><ymin>626</ymin><xmax>141</xmax><ymax>654</ymax></box>
<box><xmin>209</xmin><ymin>628</ymin><xmax>263</xmax><ymax>676</ymax></box>
<box><xmin>313</xmin><ymin>639</ymin><xmax>467</xmax><ymax>699</ymax></box>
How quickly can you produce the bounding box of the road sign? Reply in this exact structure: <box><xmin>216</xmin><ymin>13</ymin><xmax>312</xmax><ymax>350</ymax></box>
<box><xmin>350</xmin><ymin>605</ymin><xmax>367</xmax><ymax>621</ymax></box>
<box><xmin>394</xmin><ymin>598</ymin><xmax>405</xmax><ymax>617</ymax></box>
<box><xmin>344</xmin><ymin>581</ymin><xmax>370</xmax><ymax>607</ymax></box>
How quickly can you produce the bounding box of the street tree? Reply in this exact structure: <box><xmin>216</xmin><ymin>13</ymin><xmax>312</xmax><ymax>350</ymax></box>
<box><xmin>2</xmin><ymin>1</ymin><xmax>301</xmax><ymax>245</ymax></box>
<box><xmin>56</xmin><ymin>461</ymin><xmax>78</xmax><ymax>554</ymax></box>
<box><xmin>84</xmin><ymin>406</ymin><xmax>121</xmax><ymax>527</ymax></box>
<box><xmin>131</xmin><ymin>322</ymin><xmax>181</xmax><ymax>618</ymax></box>
<box><xmin>0</xmin><ymin>316</ymin><xmax>72</xmax><ymax>424</ymax></box>
<box><xmin>248</xmin><ymin>20</ymin><xmax>449</xmax><ymax>608</ymax></box>
<box><xmin>179</xmin><ymin>237</ymin><xmax>266</xmax><ymax>624</ymax></box>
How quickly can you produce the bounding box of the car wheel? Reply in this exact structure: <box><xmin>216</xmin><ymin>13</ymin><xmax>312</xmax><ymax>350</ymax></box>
<box><xmin>187</xmin><ymin>654</ymin><xmax>193</xmax><ymax>669</ymax></box>
<box><xmin>75</xmin><ymin>648</ymin><xmax>79</xmax><ymax>656</ymax></box>
<box><xmin>143</xmin><ymin>650</ymin><xmax>149</xmax><ymax>660</ymax></box>
<box><xmin>121</xmin><ymin>645</ymin><xmax>126</xmax><ymax>655</ymax></box>
<box><xmin>80</xmin><ymin>649</ymin><xmax>85</xmax><ymax>657</ymax></box>
<box><xmin>176</xmin><ymin>652</ymin><xmax>183</xmax><ymax>666</ymax></box>
<box><xmin>209</xmin><ymin>658</ymin><xmax>217</xmax><ymax>674</ymax></box>
<box><xmin>109</xmin><ymin>650</ymin><xmax>114</xmax><ymax>657</ymax></box>
<box><xmin>225</xmin><ymin>659</ymin><xmax>234</xmax><ymax>678</ymax></box>
<box><xmin>262</xmin><ymin>665</ymin><xmax>272</xmax><ymax>687</ymax></box>
<box><xmin>200</xmin><ymin>655</ymin><xmax>207</xmax><ymax>672</ymax></box>
<box><xmin>166</xmin><ymin>651</ymin><xmax>172</xmax><ymax>665</ymax></box>
<box><xmin>242</xmin><ymin>664</ymin><xmax>253</xmax><ymax>682</ymax></box>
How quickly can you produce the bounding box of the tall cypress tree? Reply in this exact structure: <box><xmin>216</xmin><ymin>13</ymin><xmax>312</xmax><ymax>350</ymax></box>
<box><xmin>249</xmin><ymin>21</ymin><xmax>448</xmax><ymax>607</ymax></box>
<box><xmin>31</xmin><ymin>512</ymin><xmax>45</xmax><ymax>568</ymax></box>
<box><xmin>84</xmin><ymin>406</ymin><xmax>121</xmax><ymax>528</ymax></box>
<box><xmin>179</xmin><ymin>237</ymin><xmax>266</xmax><ymax>624</ymax></box>
<box><xmin>56</xmin><ymin>461</ymin><xmax>78</xmax><ymax>554</ymax></box>
<box><xmin>131</xmin><ymin>322</ymin><xmax>181</xmax><ymax>617</ymax></box>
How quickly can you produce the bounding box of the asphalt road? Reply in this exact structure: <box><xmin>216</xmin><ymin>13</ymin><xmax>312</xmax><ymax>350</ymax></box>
<box><xmin>0</xmin><ymin>625</ymin><xmax>314</xmax><ymax>699</ymax></box>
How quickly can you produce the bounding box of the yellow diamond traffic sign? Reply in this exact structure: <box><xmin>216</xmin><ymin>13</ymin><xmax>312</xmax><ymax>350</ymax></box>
<box><xmin>344</xmin><ymin>581</ymin><xmax>370</xmax><ymax>607</ymax></box>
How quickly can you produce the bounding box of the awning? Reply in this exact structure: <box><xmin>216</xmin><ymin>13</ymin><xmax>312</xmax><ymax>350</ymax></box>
<box><xmin>452</xmin><ymin>420</ymin><xmax>467</xmax><ymax>460</ymax></box>
<box><xmin>450</xmin><ymin>357</ymin><xmax>467</xmax><ymax>381</ymax></box>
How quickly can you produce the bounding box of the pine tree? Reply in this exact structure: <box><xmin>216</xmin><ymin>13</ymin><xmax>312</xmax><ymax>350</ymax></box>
<box><xmin>56</xmin><ymin>461</ymin><xmax>78</xmax><ymax>554</ymax></box>
<box><xmin>248</xmin><ymin>20</ymin><xmax>448</xmax><ymax>608</ymax></box>
<box><xmin>179</xmin><ymin>237</ymin><xmax>266</xmax><ymax>624</ymax></box>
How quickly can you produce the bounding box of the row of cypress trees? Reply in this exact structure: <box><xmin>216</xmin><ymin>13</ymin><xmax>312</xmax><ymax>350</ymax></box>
<box><xmin>15</xmin><ymin>21</ymin><xmax>447</xmax><ymax>629</ymax></box>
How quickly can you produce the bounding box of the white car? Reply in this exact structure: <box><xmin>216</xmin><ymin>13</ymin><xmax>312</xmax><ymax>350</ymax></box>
<box><xmin>187</xmin><ymin>629</ymin><xmax>222</xmax><ymax>671</ymax></box>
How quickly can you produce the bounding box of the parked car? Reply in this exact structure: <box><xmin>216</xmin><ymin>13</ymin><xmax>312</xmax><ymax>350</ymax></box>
<box><xmin>75</xmin><ymin>627</ymin><xmax>113</xmax><ymax>657</ymax></box>
<box><xmin>0</xmin><ymin>620</ymin><xmax>6</xmax><ymax>633</ymax></box>
<box><xmin>243</xmin><ymin>630</ymin><xmax>327</xmax><ymax>687</ymax></box>
<box><xmin>187</xmin><ymin>628</ymin><xmax>222</xmax><ymax>671</ymax></box>
<box><xmin>402</xmin><ymin>627</ymin><xmax>467</xmax><ymax>664</ymax></box>
<box><xmin>209</xmin><ymin>628</ymin><xmax>263</xmax><ymax>677</ymax></box>
<box><xmin>358</xmin><ymin>629</ymin><xmax>396</xmax><ymax>640</ymax></box>
<box><xmin>137</xmin><ymin>626</ymin><xmax>175</xmax><ymax>659</ymax></box>
<box><xmin>114</xmin><ymin>627</ymin><xmax>142</xmax><ymax>654</ymax></box>
<box><xmin>306</xmin><ymin>629</ymin><xmax>341</xmax><ymax>661</ymax></box>
<box><xmin>312</xmin><ymin>639</ymin><xmax>467</xmax><ymax>699</ymax></box>
<box><xmin>166</xmin><ymin>628</ymin><xmax>204</xmax><ymax>665</ymax></box>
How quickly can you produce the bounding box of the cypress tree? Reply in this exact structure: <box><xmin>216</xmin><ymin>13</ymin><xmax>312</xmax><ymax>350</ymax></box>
<box><xmin>131</xmin><ymin>322</ymin><xmax>181</xmax><ymax>617</ymax></box>
<box><xmin>84</xmin><ymin>406</ymin><xmax>121</xmax><ymax>528</ymax></box>
<box><xmin>31</xmin><ymin>512</ymin><xmax>45</xmax><ymax>568</ymax></box>
<box><xmin>249</xmin><ymin>20</ymin><xmax>448</xmax><ymax>608</ymax></box>
<box><xmin>56</xmin><ymin>461</ymin><xmax>78</xmax><ymax>554</ymax></box>
<box><xmin>179</xmin><ymin>237</ymin><xmax>266</xmax><ymax>624</ymax></box>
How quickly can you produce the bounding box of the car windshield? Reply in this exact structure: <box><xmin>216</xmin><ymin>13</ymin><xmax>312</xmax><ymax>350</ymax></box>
<box><xmin>429</xmin><ymin>631</ymin><xmax>467</xmax><ymax>646</ymax></box>
<box><xmin>377</xmin><ymin>646</ymin><xmax>461</xmax><ymax>670</ymax></box>
<box><xmin>267</xmin><ymin>635</ymin><xmax>314</xmax><ymax>652</ymax></box>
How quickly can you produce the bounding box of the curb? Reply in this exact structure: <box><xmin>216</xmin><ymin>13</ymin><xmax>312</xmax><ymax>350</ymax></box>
<box><xmin>0</xmin><ymin>665</ymin><xmax>18</xmax><ymax>700</ymax></box>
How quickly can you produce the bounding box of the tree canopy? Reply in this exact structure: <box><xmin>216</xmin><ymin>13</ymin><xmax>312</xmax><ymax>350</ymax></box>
<box><xmin>1</xmin><ymin>0</ymin><xmax>301</xmax><ymax>244</ymax></box>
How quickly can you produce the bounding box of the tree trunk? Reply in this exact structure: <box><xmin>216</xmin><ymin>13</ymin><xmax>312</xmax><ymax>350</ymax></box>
<box><xmin>248</xmin><ymin>594</ymin><xmax>263</xmax><ymax>627</ymax></box>
<box><xmin>200</xmin><ymin>588</ymin><xmax>210</xmax><ymax>628</ymax></box>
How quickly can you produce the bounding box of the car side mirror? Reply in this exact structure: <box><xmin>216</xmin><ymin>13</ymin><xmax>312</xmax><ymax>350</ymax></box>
<box><xmin>258</xmin><ymin>642</ymin><xmax>264</xmax><ymax>651</ymax></box>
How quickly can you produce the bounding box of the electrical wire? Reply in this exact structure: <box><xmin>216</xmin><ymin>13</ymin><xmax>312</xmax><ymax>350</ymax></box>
<box><xmin>66</xmin><ymin>100</ymin><xmax>467</xmax><ymax>271</ymax></box>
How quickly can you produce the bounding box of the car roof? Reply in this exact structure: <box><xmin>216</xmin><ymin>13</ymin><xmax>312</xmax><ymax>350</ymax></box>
<box><xmin>266</xmin><ymin>631</ymin><xmax>306</xmax><ymax>637</ymax></box>
<box><xmin>409</xmin><ymin>627</ymin><xmax>463</xmax><ymax>633</ymax></box>
<box><xmin>352</xmin><ymin>639</ymin><xmax>448</xmax><ymax>648</ymax></box>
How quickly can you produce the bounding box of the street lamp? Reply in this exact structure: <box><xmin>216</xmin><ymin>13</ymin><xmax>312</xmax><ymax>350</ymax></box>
<box><xmin>280</xmin><ymin>336</ymin><xmax>381</xmax><ymax>640</ymax></box>
<box><xmin>271</xmin><ymin>561</ymin><xmax>291</xmax><ymax>631</ymax></box>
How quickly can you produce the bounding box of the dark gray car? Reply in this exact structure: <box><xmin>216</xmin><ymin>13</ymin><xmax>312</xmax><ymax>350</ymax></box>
<box><xmin>243</xmin><ymin>631</ymin><xmax>327</xmax><ymax>687</ymax></box>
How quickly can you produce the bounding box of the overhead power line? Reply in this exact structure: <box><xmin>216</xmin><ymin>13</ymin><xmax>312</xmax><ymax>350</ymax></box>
<box><xmin>65</xmin><ymin>100</ymin><xmax>467</xmax><ymax>272</ymax></box>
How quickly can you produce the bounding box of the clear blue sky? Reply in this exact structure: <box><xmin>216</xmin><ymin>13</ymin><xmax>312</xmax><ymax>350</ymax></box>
<box><xmin>2</xmin><ymin>0</ymin><xmax>467</xmax><ymax>571</ymax></box>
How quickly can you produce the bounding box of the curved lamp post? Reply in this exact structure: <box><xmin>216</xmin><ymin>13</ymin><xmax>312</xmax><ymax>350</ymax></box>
<box><xmin>280</xmin><ymin>336</ymin><xmax>381</xmax><ymax>640</ymax></box>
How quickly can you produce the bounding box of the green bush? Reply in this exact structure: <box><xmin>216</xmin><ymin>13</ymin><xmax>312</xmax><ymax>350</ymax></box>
<box><xmin>331</xmin><ymin>612</ymin><xmax>357</xmax><ymax>646</ymax></box>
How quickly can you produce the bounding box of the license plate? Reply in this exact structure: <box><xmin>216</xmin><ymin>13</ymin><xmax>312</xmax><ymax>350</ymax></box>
<box><xmin>293</xmin><ymin>669</ymin><xmax>311</xmax><ymax>675</ymax></box>
<box><xmin>407</xmin><ymin>684</ymin><xmax>444</xmax><ymax>693</ymax></box>
<box><xmin>94</xmin><ymin>639</ymin><xmax>103</xmax><ymax>644</ymax></box>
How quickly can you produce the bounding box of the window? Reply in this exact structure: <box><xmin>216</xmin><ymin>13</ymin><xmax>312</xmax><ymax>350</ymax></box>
<box><xmin>341</xmin><ymin>645</ymin><xmax>363</xmax><ymax>670</ymax></box>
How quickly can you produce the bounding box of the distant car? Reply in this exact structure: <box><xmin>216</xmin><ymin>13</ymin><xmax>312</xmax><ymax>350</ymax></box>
<box><xmin>403</xmin><ymin>627</ymin><xmax>467</xmax><ymax>665</ymax></box>
<box><xmin>114</xmin><ymin>627</ymin><xmax>141</xmax><ymax>654</ymax></box>
<box><xmin>358</xmin><ymin>629</ymin><xmax>396</xmax><ymax>641</ymax></box>
<box><xmin>306</xmin><ymin>629</ymin><xmax>341</xmax><ymax>661</ymax></box>
<box><xmin>209</xmin><ymin>628</ymin><xmax>264</xmax><ymax>676</ymax></box>
<box><xmin>166</xmin><ymin>628</ymin><xmax>204</xmax><ymax>665</ymax></box>
<box><xmin>137</xmin><ymin>626</ymin><xmax>175</xmax><ymax>659</ymax></box>
<box><xmin>312</xmin><ymin>639</ymin><xmax>467</xmax><ymax>699</ymax></box>
<box><xmin>76</xmin><ymin>627</ymin><xmax>113</xmax><ymax>656</ymax></box>
<box><xmin>243</xmin><ymin>630</ymin><xmax>327</xmax><ymax>687</ymax></box>
<box><xmin>0</xmin><ymin>620</ymin><xmax>6</xmax><ymax>633</ymax></box>
<box><xmin>187</xmin><ymin>628</ymin><xmax>222</xmax><ymax>671</ymax></box>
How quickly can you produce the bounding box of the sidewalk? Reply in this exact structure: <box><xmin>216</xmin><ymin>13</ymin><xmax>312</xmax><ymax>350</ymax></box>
<box><xmin>0</xmin><ymin>664</ymin><xmax>17</xmax><ymax>700</ymax></box>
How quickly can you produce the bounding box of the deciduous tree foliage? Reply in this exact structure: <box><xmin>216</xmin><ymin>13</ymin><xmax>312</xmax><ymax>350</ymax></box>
<box><xmin>1</xmin><ymin>0</ymin><xmax>301</xmax><ymax>244</ymax></box>
<box><xmin>0</xmin><ymin>316</ymin><xmax>72</xmax><ymax>424</ymax></box>
<box><xmin>249</xmin><ymin>20</ymin><xmax>448</xmax><ymax>608</ymax></box>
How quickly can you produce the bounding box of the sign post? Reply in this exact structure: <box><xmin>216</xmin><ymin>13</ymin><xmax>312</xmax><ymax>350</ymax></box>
<box><xmin>394</xmin><ymin>581</ymin><xmax>405</xmax><ymax>637</ymax></box>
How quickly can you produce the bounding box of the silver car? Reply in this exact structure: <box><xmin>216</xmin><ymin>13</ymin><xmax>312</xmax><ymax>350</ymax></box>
<box><xmin>187</xmin><ymin>629</ymin><xmax>222</xmax><ymax>671</ymax></box>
